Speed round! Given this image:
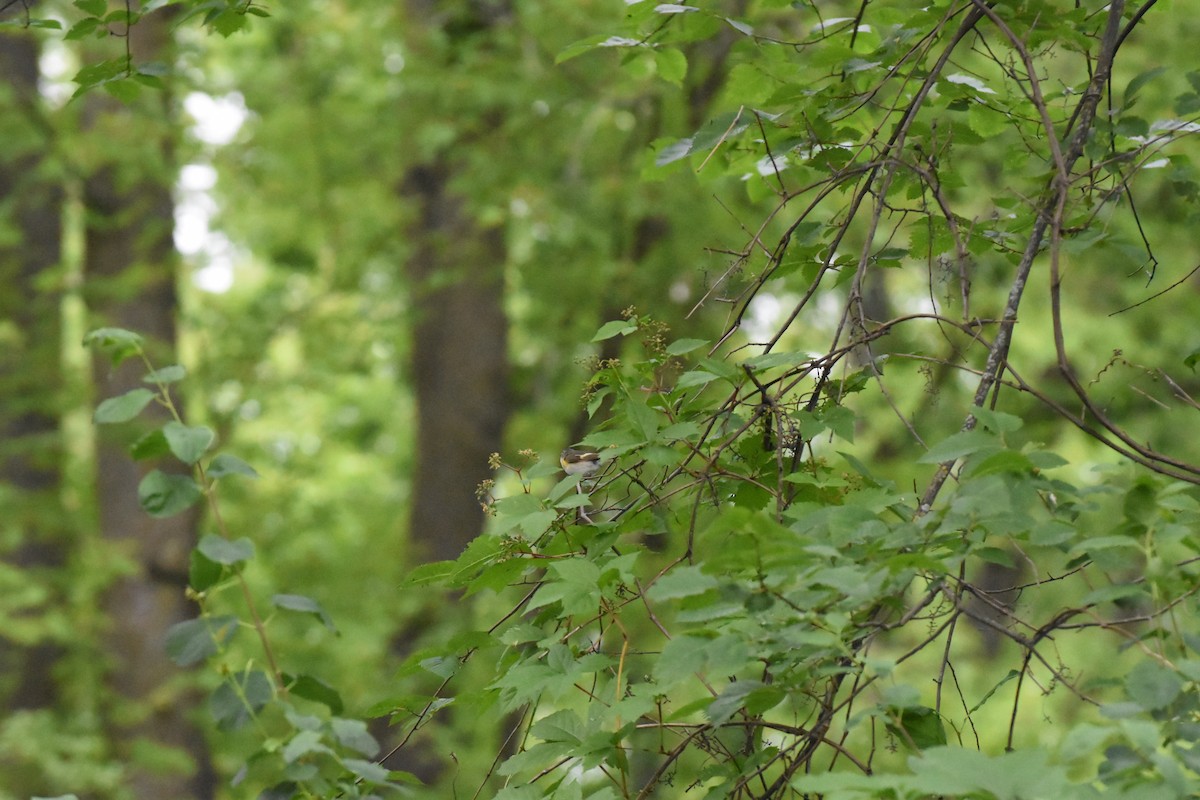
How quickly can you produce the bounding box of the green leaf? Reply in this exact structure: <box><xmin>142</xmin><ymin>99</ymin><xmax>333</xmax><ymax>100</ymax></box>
<box><xmin>94</xmin><ymin>388</ymin><xmax>156</xmax><ymax>423</ymax></box>
<box><xmin>207</xmin><ymin>453</ymin><xmax>259</xmax><ymax>479</ymax></box>
<box><xmin>675</xmin><ymin>369</ymin><xmax>721</xmax><ymax>389</ymax></box>
<box><xmin>143</xmin><ymin>364</ymin><xmax>186</xmax><ymax>384</ymax></box>
<box><xmin>84</xmin><ymin>327</ymin><xmax>143</xmax><ymax>365</ymax></box>
<box><xmin>967</xmin><ymin>102</ymin><xmax>1009</xmax><ymax>138</ymax></box>
<box><xmin>163</xmin><ymin>421</ymin><xmax>215</xmax><ymax>465</ymax></box>
<box><xmin>917</xmin><ymin>429</ymin><xmax>999</xmax><ymax>464</ymax></box>
<box><xmin>654</xmin><ymin>48</ymin><xmax>687</xmax><ymax>85</ymax></box>
<box><xmin>285</xmin><ymin>673</ymin><xmax>344</xmax><ymax>715</ymax></box>
<box><xmin>281</xmin><ymin>729</ymin><xmax>332</xmax><ymax>764</ymax></box>
<box><xmin>104</xmin><ymin>78</ymin><xmax>141</xmax><ymax>103</ymax></box>
<box><xmin>211</xmin><ymin>670</ymin><xmax>272</xmax><ymax>731</ymax></box>
<box><xmin>972</xmin><ymin>407</ymin><xmax>1023</xmax><ymax>433</ymax></box>
<box><xmin>138</xmin><ymin>470</ymin><xmax>203</xmax><ymax>517</ymax></box>
<box><xmin>343</xmin><ymin>758</ymin><xmax>390</xmax><ymax>784</ymax></box>
<box><xmin>72</xmin><ymin>58</ymin><xmax>129</xmax><ymax>95</ymax></box>
<box><xmin>1185</xmin><ymin>346</ymin><xmax>1200</xmax><ymax>372</ymax></box>
<box><xmin>197</xmin><ymin>533</ymin><xmax>255</xmax><ymax>565</ymax></box>
<box><xmin>592</xmin><ymin>319</ymin><xmax>638</xmax><ymax>341</ymax></box>
<box><xmin>164</xmin><ymin>615</ymin><xmax>237</xmax><ymax>667</ymax></box>
<box><xmin>130</xmin><ymin>429</ymin><xmax>171</xmax><ymax>460</ymax></box>
<box><xmin>331</xmin><ymin>717</ymin><xmax>380</xmax><ymax>758</ymax></box>
<box><xmin>963</xmin><ymin>449</ymin><xmax>1034</xmax><ymax>478</ymax></box>
<box><xmin>188</xmin><ymin>548</ymin><xmax>223</xmax><ymax>592</ymax></box>
<box><xmin>906</xmin><ymin>747</ymin><xmax>1069</xmax><ymax>800</ymax></box>
<box><xmin>707</xmin><ymin>680</ymin><xmax>771</xmax><ymax>727</ymax></box>
<box><xmin>1125</xmin><ymin>659</ymin><xmax>1183</xmax><ymax>711</ymax></box>
<box><xmin>887</xmin><ymin>706</ymin><xmax>946</xmax><ymax>750</ymax></box>
<box><xmin>556</xmin><ymin>33</ymin><xmax>620</xmax><ymax>64</ymax></box>
<box><xmin>655</xmin><ymin>136</ymin><xmax>695</xmax><ymax>166</ymax></box>
<box><xmin>646</xmin><ymin>565</ymin><xmax>718</xmax><ymax>601</ymax></box>
<box><xmin>206</xmin><ymin>8</ymin><xmax>248</xmax><ymax>37</ymax></box>
<box><xmin>744</xmin><ymin>351</ymin><xmax>808</xmax><ymax>371</ymax></box>
<box><xmin>1124</xmin><ymin>66</ymin><xmax>1167</xmax><ymax>109</ymax></box>
<box><xmin>273</xmin><ymin>593</ymin><xmax>336</xmax><ymax>632</ymax></box>
<box><xmin>666</xmin><ymin>338</ymin><xmax>707</xmax><ymax>355</ymax></box>
<box><xmin>74</xmin><ymin>0</ymin><xmax>107</xmax><ymax>15</ymax></box>
<box><xmin>64</xmin><ymin>17</ymin><xmax>102</xmax><ymax>40</ymax></box>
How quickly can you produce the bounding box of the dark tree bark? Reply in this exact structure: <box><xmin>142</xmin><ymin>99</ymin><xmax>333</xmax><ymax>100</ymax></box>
<box><xmin>0</xmin><ymin>30</ymin><xmax>65</xmax><ymax>715</ymax></box>
<box><xmin>82</xmin><ymin>9</ymin><xmax>214</xmax><ymax>799</ymax></box>
<box><xmin>403</xmin><ymin>162</ymin><xmax>510</xmax><ymax>565</ymax></box>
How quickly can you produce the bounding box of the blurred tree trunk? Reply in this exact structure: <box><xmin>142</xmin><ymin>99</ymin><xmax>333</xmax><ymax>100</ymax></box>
<box><xmin>403</xmin><ymin>159</ymin><xmax>510</xmax><ymax>565</ymax></box>
<box><xmin>82</xmin><ymin>9</ymin><xmax>214</xmax><ymax>798</ymax></box>
<box><xmin>0</xmin><ymin>30</ymin><xmax>65</xmax><ymax>715</ymax></box>
<box><xmin>385</xmin><ymin>2</ymin><xmax>512</xmax><ymax>783</ymax></box>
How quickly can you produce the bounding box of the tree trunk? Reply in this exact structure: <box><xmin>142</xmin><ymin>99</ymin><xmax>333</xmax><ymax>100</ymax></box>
<box><xmin>0</xmin><ymin>29</ymin><xmax>65</xmax><ymax>716</ymax></box>
<box><xmin>403</xmin><ymin>160</ymin><xmax>510</xmax><ymax>565</ymax></box>
<box><xmin>82</xmin><ymin>9</ymin><xmax>214</xmax><ymax>798</ymax></box>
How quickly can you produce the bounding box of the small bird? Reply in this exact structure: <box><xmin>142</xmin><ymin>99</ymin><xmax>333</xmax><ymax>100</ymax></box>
<box><xmin>560</xmin><ymin>447</ymin><xmax>602</xmax><ymax>477</ymax></box>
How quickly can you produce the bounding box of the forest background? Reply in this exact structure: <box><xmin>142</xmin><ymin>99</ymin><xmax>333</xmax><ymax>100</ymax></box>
<box><xmin>3</xmin><ymin>0</ymin><xmax>1200</xmax><ymax>798</ymax></box>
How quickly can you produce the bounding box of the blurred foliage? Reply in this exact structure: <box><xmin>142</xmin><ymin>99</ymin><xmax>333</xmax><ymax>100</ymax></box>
<box><xmin>4</xmin><ymin>0</ymin><xmax>1200</xmax><ymax>798</ymax></box>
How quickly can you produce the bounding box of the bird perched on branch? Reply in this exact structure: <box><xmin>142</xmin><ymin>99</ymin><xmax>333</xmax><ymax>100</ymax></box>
<box><xmin>560</xmin><ymin>447</ymin><xmax>602</xmax><ymax>478</ymax></box>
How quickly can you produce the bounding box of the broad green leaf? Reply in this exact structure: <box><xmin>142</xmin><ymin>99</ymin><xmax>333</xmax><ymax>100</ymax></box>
<box><xmin>972</xmin><ymin>407</ymin><xmax>1023</xmax><ymax>433</ymax></box>
<box><xmin>968</xmin><ymin>102</ymin><xmax>1009</xmax><ymax>138</ymax></box>
<box><xmin>653</xmin><ymin>635</ymin><xmax>711</xmax><ymax>690</ymax></box>
<box><xmin>197</xmin><ymin>533</ymin><xmax>255</xmax><ymax>565</ymax></box>
<box><xmin>211</xmin><ymin>670</ymin><xmax>272</xmax><ymax>731</ymax></box>
<box><xmin>706</xmin><ymin>680</ymin><xmax>770</xmax><ymax>726</ymax></box>
<box><xmin>666</xmin><ymin>337</ymin><xmax>708</xmax><ymax>355</ymax></box>
<box><xmin>163</xmin><ymin>421</ymin><xmax>215</xmax><ymax>465</ymax></box>
<box><xmin>646</xmin><ymin>565</ymin><xmax>718</xmax><ymax>601</ymax></box>
<box><xmin>138</xmin><ymin>470</ymin><xmax>202</xmax><ymax>517</ymax></box>
<box><xmin>130</xmin><ymin>429</ymin><xmax>170</xmax><ymax>460</ymax></box>
<box><xmin>71</xmin><ymin>58</ymin><xmax>128</xmax><ymax>95</ymax></box>
<box><xmin>74</xmin><ymin>0</ymin><xmax>106</xmax><ymax>15</ymax></box>
<box><xmin>1185</xmin><ymin>346</ymin><xmax>1200</xmax><ymax>372</ymax></box>
<box><xmin>189</xmin><ymin>548</ymin><xmax>223</xmax><ymax>592</ymax></box>
<box><xmin>206</xmin><ymin>8</ymin><xmax>248</xmax><ymax>37</ymax></box>
<box><xmin>557</xmin><ymin>33</ymin><xmax>625</xmax><ymax>64</ymax></box>
<box><xmin>1125</xmin><ymin>660</ymin><xmax>1183</xmax><ymax>710</ymax></box>
<box><xmin>207</xmin><ymin>453</ymin><xmax>259</xmax><ymax>479</ymax></box>
<box><xmin>655</xmin><ymin>136</ymin><xmax>695</xmax><ymax>166</ymax></box>
<box><xmin>331</xmin><ymin>718</ymin><xmax>380</xmax><ymax>758</ymax></box>
<box><xmin>281</xmin><ymin>730</ymin><xmax>332</xmax><ymax>764</ymax></box>
<box><xmin>164</xmin><ymin>615</ymin><xmax>237</xmax><ymax>667</ymax></box>
<box><xmin>273</xmin><ymin>593</ymin><xmax>336</xmax><ymax>631</ymax></box>
<box><xmin>284</xmin><ymin>673</ymin><xmax>344</xmax><ymax>715</ymax></box>
<box><xmin>963</xmin><ymin>449</ymin><xmax>1034</xmax><ymax>478</ymax></box>
<box><xmin>104</xmin><ymin>78</ymin><xmax>141</xmax><ymax>103</ymax></box>
<box><xmin>906</xmin><ymin>747</ymin><xmax>1070</xmax><ymax>800</ymax></box>
<box><xmin>917</xmin><ymin>429</ymin><xmax>999</xmax><ymax>464</ymax></box>
<box><xmin>592</xmin><ymin>319</ymin><xmax>638</xmax><ymax>341</ymax></box>
<box><xmin>675</xmin><ymin>369</ymin><xmax>721</xmax><ymax>388</ymax></box>
<box><xmin>343</xmin><ymin>758</ymin><xmax>389</xmax><ymax>784</ymax></box>
<box><xmin>64</xmin><ymin>17</ymin><xmax>102</xmax><ymax>40</ymax></box>
<box><xmin>1124</xmin><ymin>66</ymin><xmax>1167</xmax><ymax>109</ymax></box>
<box><xmin>654</xmin><ymin>48</ymin><xmax>687</xmax><ymax>85</ymax></box>
<box><xmin>94</xmin><ymin>388</ymin><xmax>155</xmax><ymax>423</ymax></box>
<box><xmin>888</xmin><ymin>706</ymin><xmax>946</xmax><ymax>750</ymax></box>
